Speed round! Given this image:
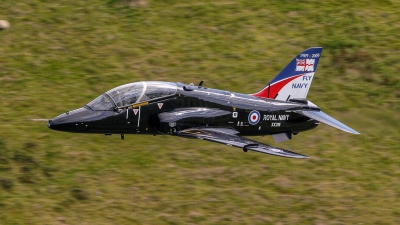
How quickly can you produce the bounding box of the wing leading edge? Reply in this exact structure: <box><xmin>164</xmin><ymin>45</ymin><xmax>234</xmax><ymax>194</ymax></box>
<box><xmin>178</xmin><ymin>128</ymin><xmax>308</xmax><ymax>159</ymax></box>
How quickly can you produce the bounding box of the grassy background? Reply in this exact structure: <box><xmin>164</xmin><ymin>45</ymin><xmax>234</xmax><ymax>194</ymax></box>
<box><xmin>1</xmin><ymin>0</ymin><xmax>400</xmax><ymax>224</ymax></box>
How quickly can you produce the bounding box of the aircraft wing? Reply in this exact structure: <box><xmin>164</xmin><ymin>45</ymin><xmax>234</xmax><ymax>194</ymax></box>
<box><xmin>178</xmin><ymin>127</ymin><xmax>308</xmax><ymax>159</ymax></box>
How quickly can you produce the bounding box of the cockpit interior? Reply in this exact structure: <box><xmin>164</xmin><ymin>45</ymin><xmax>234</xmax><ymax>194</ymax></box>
<box><xmin>86</xmin><ymin>81</ymin><xmax>177</xmax><ymax>111</ymax></box>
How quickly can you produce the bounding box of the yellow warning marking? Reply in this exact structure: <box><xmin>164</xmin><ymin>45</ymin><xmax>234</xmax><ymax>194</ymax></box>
<box><xmin>132</xmin><ymin>102</ymin><xmax>148</xmax><ymax>108</ymax></box>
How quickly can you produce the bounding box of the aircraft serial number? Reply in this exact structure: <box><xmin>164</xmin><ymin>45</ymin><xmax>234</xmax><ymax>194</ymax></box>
<box><xmin>271</xmin><ymin>122</ymin><xmax>281</xmax><ymax>127</ymax></box>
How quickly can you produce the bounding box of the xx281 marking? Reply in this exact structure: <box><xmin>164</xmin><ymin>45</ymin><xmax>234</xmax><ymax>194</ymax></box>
<box><xmin>271</xmin><ymin>122</ymin><xmax>281</xmax><ymax>127</ymax></box>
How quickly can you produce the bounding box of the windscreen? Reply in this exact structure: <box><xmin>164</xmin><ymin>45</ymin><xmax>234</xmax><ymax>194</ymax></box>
<box><xmin>86</xmin><ymin>94</ymin><xmax>115</xmax><ymax>111</ymax></box>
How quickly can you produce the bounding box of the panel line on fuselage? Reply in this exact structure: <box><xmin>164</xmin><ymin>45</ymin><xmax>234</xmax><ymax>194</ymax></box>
<box><xmin>137</xmin><ymin>106</ymin><xmax>141</xmax><ymax>127</ymax></box>
<box><xmin>188</xmin><ymin>89</ymin><xmax>292</xmax><ymax>112</ymax></box>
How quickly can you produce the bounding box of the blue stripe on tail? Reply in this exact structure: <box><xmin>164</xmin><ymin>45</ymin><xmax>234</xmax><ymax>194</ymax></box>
<box><xmin>270</xmin><ymin>47</ymin><xmax>323</xmax><ymax>84</ymax></box>
<box><xmin>253</xmin><ymin>47</ymin><xmax>323</xmax><ymax>99</ymax></box>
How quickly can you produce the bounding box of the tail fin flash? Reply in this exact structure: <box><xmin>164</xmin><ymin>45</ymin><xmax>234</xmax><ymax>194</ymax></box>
<box><xmin>253</xmin><ymin>47</ymin><xmax>323</xmax><ymax>101</ymax></box>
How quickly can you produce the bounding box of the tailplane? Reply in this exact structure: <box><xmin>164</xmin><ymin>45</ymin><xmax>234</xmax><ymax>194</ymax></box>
<box><xmin>253</xmin><ymin>47</ymin><xmax>323</xmax><ymax>101</ymax></box>
<box><xmin>296</xmin><ymin>110</ymin><xmax>360</xmax><ymax>134</ymax></box>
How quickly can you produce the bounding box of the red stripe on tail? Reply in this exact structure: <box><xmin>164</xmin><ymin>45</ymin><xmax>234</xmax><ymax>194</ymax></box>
<box><xmin>252</xmin><ymin>74</ymin><xmax>303</xmax><ymax>99</ymax></box>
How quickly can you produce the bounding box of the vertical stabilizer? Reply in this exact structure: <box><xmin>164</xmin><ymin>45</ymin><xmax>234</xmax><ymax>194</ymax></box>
<box><xmin>253</xmin><ymin>47</ymin><xmax>323</xmax><ymax>101</ymax></box>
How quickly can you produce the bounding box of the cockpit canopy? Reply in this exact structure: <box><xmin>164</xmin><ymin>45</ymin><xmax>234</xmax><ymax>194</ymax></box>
<box><xmin>86</xmin><ymin>81</ymin><xmax>177</xmax><ymax>110</ymax></box>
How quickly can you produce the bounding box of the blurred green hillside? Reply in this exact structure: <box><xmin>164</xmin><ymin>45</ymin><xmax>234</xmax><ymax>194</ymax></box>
<box><xmin>1</xmin><ymin>0</ymin><xmax>400</xmax><ymax>224</ymax></box>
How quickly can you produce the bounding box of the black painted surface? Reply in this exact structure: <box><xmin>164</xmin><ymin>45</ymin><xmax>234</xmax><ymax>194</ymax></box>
<box><xmin>48</xmin><ymin>82</ymin><xmax>319</xmax><ymax>136</ymax></box>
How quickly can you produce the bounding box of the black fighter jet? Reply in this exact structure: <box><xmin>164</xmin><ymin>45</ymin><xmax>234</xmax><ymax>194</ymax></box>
<box><xmin>48</xmin><ymin>47</ymin><xmax>359</xmax><ymax>158</ymax></box>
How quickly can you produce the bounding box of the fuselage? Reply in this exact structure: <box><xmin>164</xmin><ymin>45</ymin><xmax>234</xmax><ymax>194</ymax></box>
<box><xmin>48</xmin><ymin>82</ymin><xmax>320</xmax><ymax>136</ymax></box>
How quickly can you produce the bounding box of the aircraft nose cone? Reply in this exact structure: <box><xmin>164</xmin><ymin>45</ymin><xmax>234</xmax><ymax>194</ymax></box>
<box><xmin>47</xmin><ymin>120</ymin><xmax>54</xmax><ymax>129</ymax></box>
<box><xmin>47</xmin><ymin>107</ymin><xmax>93</xmax><ymax>132</ymax></box>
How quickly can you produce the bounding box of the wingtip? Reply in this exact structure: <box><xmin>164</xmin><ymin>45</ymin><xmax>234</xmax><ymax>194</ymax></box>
<box><xmin>296</xmin><ymin>154</ymin><xmax>310</xmax><ymax>159</ymax></box>
<box><xmin>346</xmin><ymin>129</ymin><xmax>360</xmax><ymax>135</ymax></box>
